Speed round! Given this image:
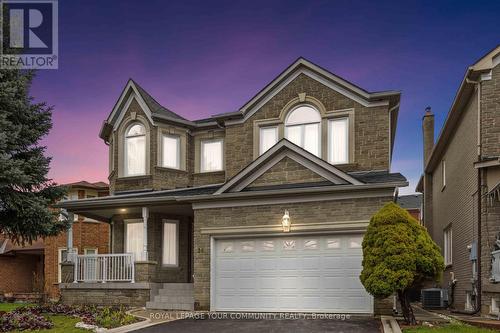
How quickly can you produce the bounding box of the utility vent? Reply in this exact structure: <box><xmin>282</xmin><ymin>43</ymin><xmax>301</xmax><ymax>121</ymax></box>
<box><xmin>421</xmin><ymin>288</ymin><xmax>448</xmax><ymax>309</ymax></box>
<box><xmin>491</xmin><ymin>250</ymin><xmax>500</xmax><ymax>282</ymax></box>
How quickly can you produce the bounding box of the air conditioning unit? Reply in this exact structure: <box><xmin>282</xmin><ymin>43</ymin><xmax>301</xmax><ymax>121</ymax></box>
<box><xmin>421</xmin><ymin>288</ymin><xmax>448</xmax><ymax>309</ymax></box>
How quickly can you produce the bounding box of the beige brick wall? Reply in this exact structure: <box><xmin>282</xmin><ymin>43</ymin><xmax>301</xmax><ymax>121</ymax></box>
<box><xmin>225</xmin><ymin>74</ymin><xmax>391</xmax><ymax>178</ymax></box>
<box><xmin>428</xmin><ymin>88</ymin><xmax>478</xmax><ymax>310</ymax></box>
<box><xmin>248</xmin><ymin>156</ymin><xmax>326</xmax><ymax>188</ymax></box>
<box><xmin>193</xmin><ymin>196</ymin><xmax>392</xmax><ymax>310</ymax></box>
<box><xmin>481</xmin><ymin>64</ymin><xmax>500</xmax><ymax>158</ymax></box>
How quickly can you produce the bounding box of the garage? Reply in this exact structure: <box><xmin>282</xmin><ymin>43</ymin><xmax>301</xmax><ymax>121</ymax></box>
<box><xmin>212</xmin><ymin>234</ymin><xmax>373</xmax><ymax>313</ymax></box>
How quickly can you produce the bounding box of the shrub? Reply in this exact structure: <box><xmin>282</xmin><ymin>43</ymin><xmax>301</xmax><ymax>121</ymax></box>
<box><xmin>360</xmin><ymin>202</ymin><xmax>444</xmax><ymax>325</ymax></box>
<box><xmin>0</xmin><ymin>309</ymin><xmax>53</xmax><ymax>332</ymax></box>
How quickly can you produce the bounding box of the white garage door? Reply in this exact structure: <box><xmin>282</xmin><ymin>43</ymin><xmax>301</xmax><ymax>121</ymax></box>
<box><xmin>213</xmin><ymin>234</ymin><xmax>372</xmax><ymax>313</ymax></box>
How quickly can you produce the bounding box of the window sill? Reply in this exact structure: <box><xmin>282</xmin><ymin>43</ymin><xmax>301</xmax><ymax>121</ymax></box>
<box><xmin>117</xmin><ymin>175</ymin><xmax>152</xmax><ymax>181</ymax></box>
<box><xmin>195</xmin><ymin>170</ymin><xmax>225</xmax><ymax>175</ymax></box>
<box><xmin>155</xmin><ymin>166</ymin><xmax>187</xmax><ymax>173</ymax></box>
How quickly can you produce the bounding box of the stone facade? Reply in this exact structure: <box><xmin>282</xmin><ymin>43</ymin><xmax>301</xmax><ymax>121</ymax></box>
<box><xmin>248</xmin><ymin>156</ymin><xmax>327</xmax><ymax>188</ymax></box>
<box><xmin>60</xmin><ymin>283</ymin><xmax>150</xmax><ymax>307</ymax></box>
<box><xmin>193</xmin><ymin>196</ymin><xmax>392</xmax><ymax>310</ymax></box>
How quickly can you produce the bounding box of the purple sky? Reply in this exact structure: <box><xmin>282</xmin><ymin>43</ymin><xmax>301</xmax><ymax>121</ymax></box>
<box><xmin>33</xmin><ymin>0</ymin><xmax>500</xmax><ymax>194</ymax></box>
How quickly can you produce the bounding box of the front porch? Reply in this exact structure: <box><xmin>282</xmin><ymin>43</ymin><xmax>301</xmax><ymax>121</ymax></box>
<box><xmin>57</xmin><ymin>193</ymin><xmax>197</xmax><ymax>309</ymax></box>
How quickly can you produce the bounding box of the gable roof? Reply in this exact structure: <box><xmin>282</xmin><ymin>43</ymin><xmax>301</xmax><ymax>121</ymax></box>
<box><xmin>64</xmin><ymin>181</ymin><xmax>109</xmax><ymax>190</ymax></box>
<box><xmin>424</xmin><ymin>45</ymin><xmax>500</xmax><ymax>172</ymax></box>
<box><xmin>397</xmin><ymin>194</ymin><xmax>422</xmax><ymax>209</ymax></box>
<box><xmin>215</xmin><ymin>139</ymin><xmax>364</xmax><ymax>194</ymax></box>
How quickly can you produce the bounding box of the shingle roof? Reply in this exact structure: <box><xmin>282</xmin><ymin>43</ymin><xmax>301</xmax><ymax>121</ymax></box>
<box><xmin>349</xmin><ymin>170</ymin><xmax>407</xmax><ymax>184</ymax></box>
<box><xmin>132</xmin><ymin>80</ymin><xmax>188</xmax><ymax>122</ymax></box>
<box><xmin>64</xmin><ymin>181</ymin><xmax>108</xmax><ymax>190</ymax></box>
<box><xmin>397</xmin><ymin>194</ymin><xmax>422</xmax><ymax>209</ymax></box>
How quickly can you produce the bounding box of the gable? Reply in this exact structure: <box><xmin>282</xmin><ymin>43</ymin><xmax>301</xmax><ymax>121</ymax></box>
<box><xmin>216</xmin><ymin>139</ymin><xmax>363</xmax><ymax>194</ymax></box>
<box><xmin>247</xmin><ymin>156</ymin><xmax>328</xmax><ymax>188</ymax></box>
<box><xmin>229</xmin><ymin>58</ymin><xmax>399</xmax><ymax>125</ymax></box>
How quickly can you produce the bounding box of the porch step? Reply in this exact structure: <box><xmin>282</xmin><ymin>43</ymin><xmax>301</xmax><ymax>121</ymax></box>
<box><xmin>146</xmin><ymin>283</ymin><xmax>194</xmax><ymax>311</ymax></box>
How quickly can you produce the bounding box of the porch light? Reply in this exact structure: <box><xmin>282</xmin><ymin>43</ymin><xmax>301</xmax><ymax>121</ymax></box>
<box><xmin>282</xmin><ymin>210</ymin><xmax>291</xmax><ymax>232</ymax></box>
<box><xmin>119</xmin><ymin>208</ymin><xmax>127</xmax><ymax>213</ymax></box>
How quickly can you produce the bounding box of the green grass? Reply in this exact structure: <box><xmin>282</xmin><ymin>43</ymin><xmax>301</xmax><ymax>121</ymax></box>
<box><xmin>403</xmin><ymin>323</ymin><xmax>498</xmax><ymax>333</ymax></box>
<box><xmin>0</xmin><ymin>303</ymin><xmax>33</xmax><ymax>312</ymax></box>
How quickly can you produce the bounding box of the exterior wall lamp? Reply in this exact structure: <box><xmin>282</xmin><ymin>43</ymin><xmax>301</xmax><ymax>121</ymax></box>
<box><xmin>282</xmin><ymin>210</ymin><xmax>291</xmax><ymax>232</ymax></box>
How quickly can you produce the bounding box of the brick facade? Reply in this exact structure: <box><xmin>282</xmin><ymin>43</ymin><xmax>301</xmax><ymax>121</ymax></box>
<box><xmin>0</xmin><ymin>254</ymin><xmax>43</xmax><ymax>294</ymax></box>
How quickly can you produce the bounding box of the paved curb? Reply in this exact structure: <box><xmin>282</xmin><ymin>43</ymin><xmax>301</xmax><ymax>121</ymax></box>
<box><xmin>381</xmin><ymin>316</ymin><xmax>402</xmax><ymax>333</ymax></box>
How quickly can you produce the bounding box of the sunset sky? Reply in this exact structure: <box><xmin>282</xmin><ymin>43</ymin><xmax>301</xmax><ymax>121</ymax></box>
<box><xmin>33</xmin><ymin>0</ymin><xmax>500</xmax><ymax>194</ymax></box>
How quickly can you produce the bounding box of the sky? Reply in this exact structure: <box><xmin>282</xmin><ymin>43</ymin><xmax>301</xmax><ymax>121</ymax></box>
<box><xmin>32</xmin><ymin>0</ymin><xmax>500</xmax><ymax>194</ymax></box>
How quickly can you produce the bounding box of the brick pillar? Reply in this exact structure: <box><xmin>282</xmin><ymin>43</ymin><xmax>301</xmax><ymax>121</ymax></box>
<box><xmin>134</xmin><ymin>261</ymin><xmax>157</xmax><ymax>282</ymax></box>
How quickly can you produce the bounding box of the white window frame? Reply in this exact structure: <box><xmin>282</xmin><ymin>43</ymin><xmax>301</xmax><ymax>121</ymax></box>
<box><xmin>285</xmin><ymin>105</ymin><xmax>321</xmax><ymax>157</ymax></box>
<box><xmin>84</xmin><ymin>248</ymin><xmax>98</xmax><ymax>255</ymax></box>
<box><xmin>444</xmin><ymin>226</ymin><xmax>452</xmax><ymax>266</ymax></box>
<box><xmin>441</xmin><ymin>160</ymin><xmax>446</xmax><ymax>190</ymax></box>
<box><xmin>328</xmin><ymin>117</ymin><xmax>349</xmax><ymax>164</ymax></box>
<box><xmin>259</xmin><ymin>126</ymin><xmax>278</xmax><ymax>155</ymax></box>
<box><xmin>162</xmin><ymin>220</ymin><xmax>179</xmax><ymax>267</ymax></box>
<box><xmin>58</xmin><ymin>247</ymin><xmax>77</xmax><ymax>283</ymax></box>
<box><xmin>124</xmin><ymin>219</ymin><xmax>144</xmax><ymax>261</ymax></box>
<box><xmin>162</xmin><ymin>134</ymin><xmax>181</xmax><ymax>170</ymax></box>
<box><xmin>200</xmin><ymin>138</ymin><xmax>224</xmax><ymax>172</ymax></box>
<box><xmin>124</xmin><ymin>123</ymin><xmax>147</xmax><ymax>177</ymax></box>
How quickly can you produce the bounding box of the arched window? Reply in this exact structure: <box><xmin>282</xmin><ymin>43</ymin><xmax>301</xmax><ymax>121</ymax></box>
<box><xmin>285</xmin><ymin>105</ymin><xmax>321</xmax><ymax>156</ymax></box>
<box><xmin>124</xmin><ymin>123</ymin><xmax>146</xmax><ymax>176</ymax></box>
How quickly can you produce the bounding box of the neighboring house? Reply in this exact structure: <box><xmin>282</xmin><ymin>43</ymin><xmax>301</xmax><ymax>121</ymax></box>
<box><xmin>0</xmin><ymin>181</ymin><xmax>110</xmax><ymax>301</ymax></box>
<box><xmin>57</xmin><ymin>57</ymin><xmax>408</xmax><ymax>314</ymax></box>
<box><xmin>417</xmin><ymin>45</ymin><xmax>500</xmax><ymax>315</ymax></box>
<box><xmin>397</xmin><ymin>194</ymin><xmax>422</xmax><ymax>222</ymax></box>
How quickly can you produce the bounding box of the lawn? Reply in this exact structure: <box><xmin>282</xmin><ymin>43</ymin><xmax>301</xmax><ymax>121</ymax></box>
<box><xmin>403</xmin><ymin>323</ymin><xmax>498</xmax><ymax>333</ymax></box>
<box><xmin>0</xmin><ymin>303</ymin><xmax>31</xmax><ymax>313</ymax></box>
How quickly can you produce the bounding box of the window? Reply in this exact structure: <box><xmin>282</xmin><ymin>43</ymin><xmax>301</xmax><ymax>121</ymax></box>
<box><xmin>201</xmin><ymin>139</ymin><xmax>223</xmax><ymax>172</ymax></box>
<box><xmin>283</xmin><ymin>239</ymin><xmax>296</xmax><ymax>250</ymax></box>
<box><xmin>304</xmin><ymin>239</ymin><xmax>319</xmax><ymax>250</ymax></box>
<box><xmin>348</xmin><ymin>236</ymin><xmax>363</xmax><ymax>248</ymax></box>
<box><xmin>327</xmin><ymin>238</ymin><xmax>340</xmax><ymax>249</ymax></box>
<box><xmin>241</xmin><ymin>241</ymin><xmax>255</xmax><ymax>252</ymax></box>
<box><xmin>162</xmin><ymin>134</ymin><xmax>180</xmax><ymax>169</ymax></box>
<box><xmin>58</xmin><ymin>247</ymin><xmax>77</xmax><ymax>283</ymax></box>
<box><xmin>125</xmin><ymin>219</ymin><xmax>144</xmax><ymax>261</ymax></box>
<box><xmin>259</xmin><ymin>126</ymin><xmax>278</xmax><ymax>155</ymax></box>
<box><xmin>162</xmin><ymin>220</ymin><xmax>178</xmax><ymax>266</ymax></box>
<box><xmin>285</xmin><ymin>105</ymin><xmax>321</xmax><ymax>156</ymax></box>
<box><xmin>441</xmin><ymin>160</ymin><xmax>446</xmax><ymax>189</ymax></box>
<box><xmin>328</xmin><ymin>118</ymin><xmax>349</xmax><ymax>164</ymax></box>
<box><xmin>124</xmin><ymin>123</ymin><xmax>146</xmax><ymax>176</ymax></box>
<box><xmin>444</xmin><ymin>226</ymin><xmax>452</xmax><ymax>265</ymax></box>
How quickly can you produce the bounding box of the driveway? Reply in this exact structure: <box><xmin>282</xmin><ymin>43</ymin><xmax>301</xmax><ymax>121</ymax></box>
<box><xmin>133</xmin><ymin>316</ymin><xmax>380</xmax><ymax>333</ymax></box>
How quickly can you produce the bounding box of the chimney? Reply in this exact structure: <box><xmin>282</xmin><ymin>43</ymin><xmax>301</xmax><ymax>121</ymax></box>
<box><xmin>422</xmin><ymin>106</ymin><xmax>434</xmax><ymax>168</ymax></box>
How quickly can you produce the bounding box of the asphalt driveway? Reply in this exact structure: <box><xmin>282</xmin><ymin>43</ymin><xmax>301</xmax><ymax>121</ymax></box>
<box><xmin>133</xmin><ymin>316</ymin><xmax>380</xmax><ymax>333</ymax></box>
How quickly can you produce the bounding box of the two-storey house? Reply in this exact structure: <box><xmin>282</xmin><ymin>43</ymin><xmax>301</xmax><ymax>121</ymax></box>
<box><xmin>57</xmin><ymin>58</ymin><xmax>407</xmax><ymax>314</ymax></box>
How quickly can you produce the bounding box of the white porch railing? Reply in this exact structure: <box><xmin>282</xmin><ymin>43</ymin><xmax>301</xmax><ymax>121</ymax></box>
<box><xmin>74</xmin><ymin>253</ymin><xmax>135</xmax><ymax>283</ymax></box>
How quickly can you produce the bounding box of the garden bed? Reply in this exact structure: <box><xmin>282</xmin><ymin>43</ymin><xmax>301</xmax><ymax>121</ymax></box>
<box><xmin>402</xmin><ymin>323</ymin><xmax>498</xmax><ymax>333</ymax></box>
<box><xmin>0</xmin><ymin>303</ymin><xmax>141</xmax><ymax>332</ymax></box>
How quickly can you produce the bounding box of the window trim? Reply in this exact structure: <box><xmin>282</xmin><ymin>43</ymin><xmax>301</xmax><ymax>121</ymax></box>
<box><xmin>284</xmin><ymin>105</ymin><xmax>322</xmax><ymax>157</ymax></box>
<box><xmin>161</xmin><ymin>133</ymin><xmax>181</xmax><ymax>170</ymax></box>
<box><xmin>124</xmin><ymin>122</ymin><xmax>147</xmax><ymax>177</ymax></box>
<box><xmin>444</xmin><ymin>226</ymin><xmax>452</xmax><ymax>266</ymax></box>
<box><xmin>200</xmin><ymin>138</ymin><xmax>224</xmax><ymax>173</ymax></box>
<box><xmin>58</xmin><ymin>247</ymin><xmax>77</xmax><ymax>283</ymax></box>
<box><xmin>84</xmin><ymin>248</ymin><xmax>98</xmax><ymax>255</ymax></box>
<box><xmin>162</xmin><ymin>219</ymin><xmax>179</xmax><ymax>267</ymax></box>
<box><xmin>441</xmin><ymin>160</ymin><xmax>446</xmax><ymax>190</ymax></box>
<box><xmin>259</xmin><ymin>126</ymin><xmax>278</xmax><ymax>155</ymax></box>
<box><xmin>124</xmin><ymin>219</ymin><xmax>144</xmax><ymax>261</ymax></box>
<box><xmin>328</xmin><ymin>117</ymin><xmax>350</xmax><ymax>164</ymax></box>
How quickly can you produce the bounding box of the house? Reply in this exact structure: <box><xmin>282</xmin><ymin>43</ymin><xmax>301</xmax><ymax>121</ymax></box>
<box><xmin>57</xmin><ymin>57</ymin><xmax>408</xmax><ymax>314</ymax></box>
<box><xmin>417</xmin><ymin>45</ymin><xmax>500</xmax><ymax>315</ymax></box>
<box><xmin>397</xmin><ymin>194</ymin><xmax>422</xmax><ymax>223</ymax></box>
<box><xmin>0</xmin><ymin>181</ymin><xmax>109</xmax><ymax>301</ymax></box>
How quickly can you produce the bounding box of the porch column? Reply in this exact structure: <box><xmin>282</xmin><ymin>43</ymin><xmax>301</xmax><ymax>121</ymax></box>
<box><xmin>66</xmin><ymin>211</ymin><xmax>77</xmax><ymax>283</ymax></box>
<box><xmin>66</xmin><ymin>211</ymin><xmax>75</xmax><ymax>261</ymax></box>
<box><xmin>142</xmin><ymin>207</ymin><xmax>149</xmax><ymax>261</ymax></box>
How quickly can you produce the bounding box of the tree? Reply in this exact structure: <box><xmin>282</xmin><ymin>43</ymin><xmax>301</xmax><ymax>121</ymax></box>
<box><xmin>360</xmin><ymin>202</ymin><xmax>444</xmax><ymax>325</ymax></box>
<box><xmin>0</xmin><ymin>68</ymin><xmax>68</xmax><ymax>244</ymax></box>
